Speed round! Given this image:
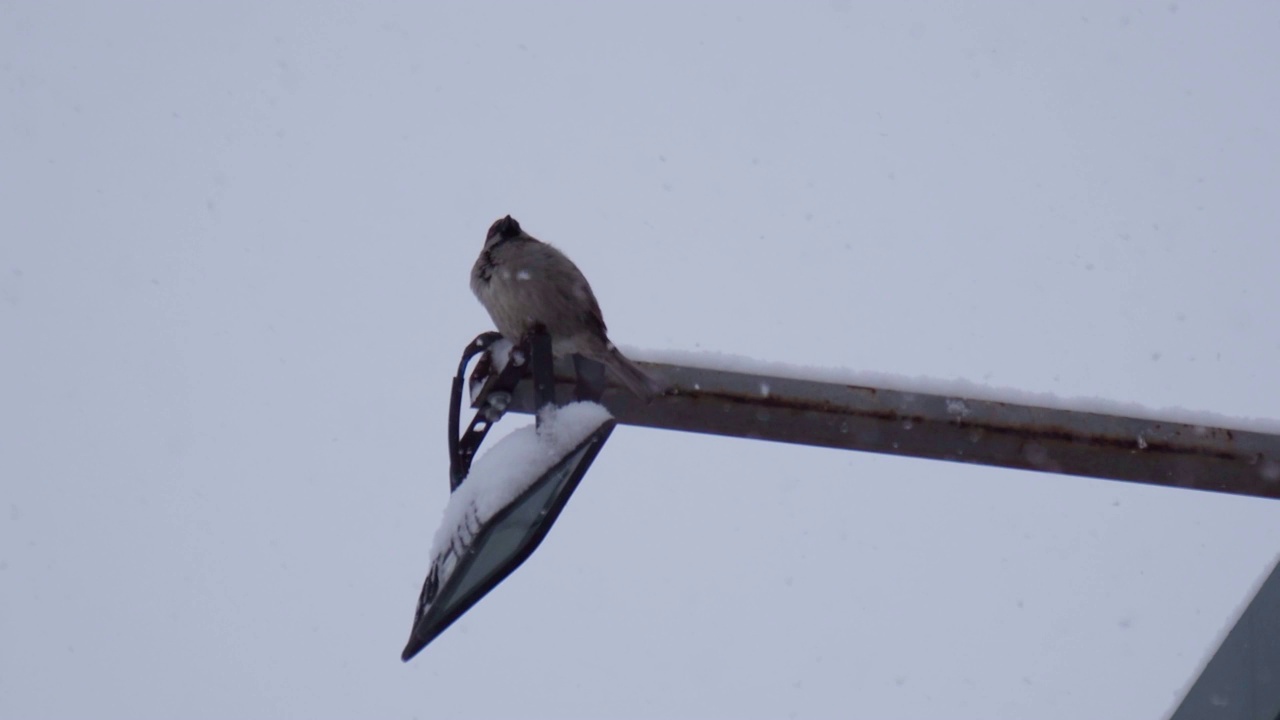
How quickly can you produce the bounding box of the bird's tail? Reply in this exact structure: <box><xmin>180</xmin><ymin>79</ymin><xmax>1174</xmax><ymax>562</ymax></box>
<box><xmin>600</xmin><ymin>346</ymin><xmax>669</xmax><ymax>400</ymax></box>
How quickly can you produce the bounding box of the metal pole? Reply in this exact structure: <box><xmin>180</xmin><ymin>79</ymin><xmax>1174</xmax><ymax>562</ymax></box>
<box><xmin>480</xmin><ymin>358</ymin><xmax>1280</xmax><ymax>500</ymax></box>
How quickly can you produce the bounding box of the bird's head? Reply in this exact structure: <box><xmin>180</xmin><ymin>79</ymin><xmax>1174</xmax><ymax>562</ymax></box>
<box><xmin>484</xmin><ymin>215</ymin><xmax>530</xmax><ymax>248</ymax></box>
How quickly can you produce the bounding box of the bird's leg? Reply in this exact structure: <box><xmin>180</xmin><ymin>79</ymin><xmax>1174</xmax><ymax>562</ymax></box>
<box><xmin>525</xmin><ymin>324</ymin><xmax>557</xmax><ymax>424</ymax></box>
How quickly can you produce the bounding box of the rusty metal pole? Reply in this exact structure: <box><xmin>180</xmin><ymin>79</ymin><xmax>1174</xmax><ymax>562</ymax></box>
<box><xmin>478</xmin><ymin>358</ymin><xmax>1280</xmax><ymax>500</ymax></box>
<box><xmin>465</xmin><ymin>349</ymin><xmax>1280</xmax><ymax>706</ymax></box>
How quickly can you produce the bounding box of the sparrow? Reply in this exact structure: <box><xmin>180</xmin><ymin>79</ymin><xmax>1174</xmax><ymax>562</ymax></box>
<box><xmin>470</xmin><ymin>215</ymin><xmax>665</xmax><ymax>399</ymax></box>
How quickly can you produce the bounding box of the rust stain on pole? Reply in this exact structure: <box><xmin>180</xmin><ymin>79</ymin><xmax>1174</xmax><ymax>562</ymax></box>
<box><xmin>480</xmin><ymin>359</ymin><xmax>1280</xmax><ymax>500</ymax></box>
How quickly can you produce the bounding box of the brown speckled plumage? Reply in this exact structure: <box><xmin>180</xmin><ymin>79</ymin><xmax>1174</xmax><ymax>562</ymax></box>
<box><xmin>470</xmin><ymin>216</ymin><xmax>664</xmax><ymax>398</ymax></box>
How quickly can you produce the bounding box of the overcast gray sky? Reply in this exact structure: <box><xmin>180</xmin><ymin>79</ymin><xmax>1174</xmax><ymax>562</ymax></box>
<box><xmin>4</xmin><ymin>2</ymin><xmax>1280</xmax><ymax>718</ymax></box>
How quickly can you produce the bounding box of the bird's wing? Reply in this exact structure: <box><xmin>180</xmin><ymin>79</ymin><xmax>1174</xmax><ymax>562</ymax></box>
<box><xmin>579</xmin><ymin>285</ymin><xmax>608</xmax><ymax>339</ymax></box>
<box><xmin>542</xmin><ymin>244</ymin><xmax>608</xmax><ymax>336</ymax></box>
